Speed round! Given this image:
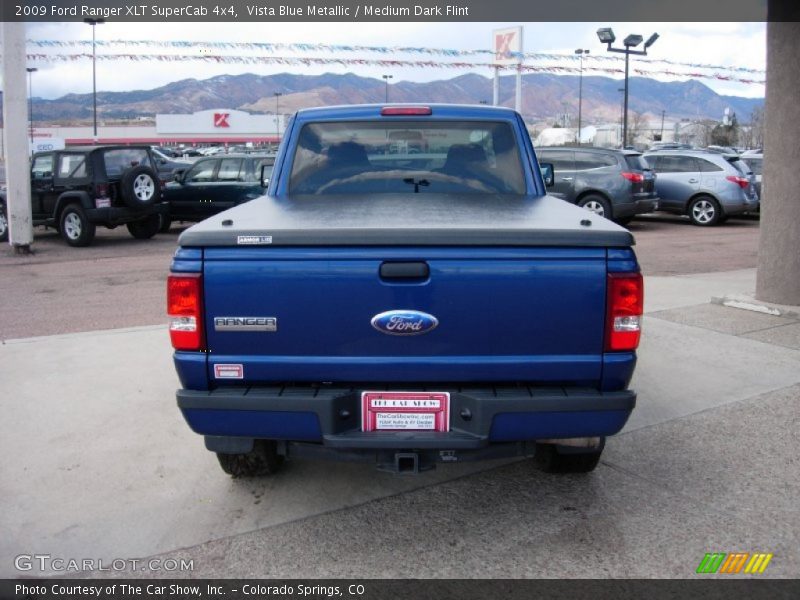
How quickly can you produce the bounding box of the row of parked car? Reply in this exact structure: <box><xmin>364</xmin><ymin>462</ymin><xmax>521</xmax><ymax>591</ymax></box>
<box><xmin>537</xmin><ymin>146</ymin><xmax>761</xmax><ymax>227</ymax></box>
<box><xmin>0</xmin><ymin>140</ymin><xmax>761</xmax><ymax>248</ymax></box>
<box><xmin>0</xmin><ymin>145</ymin><xmax>275</xmax><ymax>247</ymax></box>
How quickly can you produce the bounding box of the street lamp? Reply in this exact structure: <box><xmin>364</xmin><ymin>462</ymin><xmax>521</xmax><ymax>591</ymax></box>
<box><xmin>273</xmin><ymin>92</ymin><xmax>282</xmax><ymax>146</ymax></box>
<box><xmin>597</xmin><ymin>27</ymin><xmax>658</xmax><ymax>148</ymax></box>
<box><xmin>84</xmin><ymin>18</ymin><xmax>104</xmax><ymax>140</ymax></box>
<box><xmin>574</xmin><ymin>49</ymin><xmax>590</xmax><ymax>144</ymax></box>
<box><xmin>382</xmin><ymin>74</ymin><xmax>393</xmax><ymax>103</ymax></box>
<box><xmin>26</xmin><ymin>67</ymin><xmax>38</xmax><ymax>146</ymax></box>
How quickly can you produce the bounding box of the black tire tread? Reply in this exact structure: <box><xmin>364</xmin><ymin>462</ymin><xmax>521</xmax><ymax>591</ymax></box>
<box><xmin>216</xmin><ymin>440</ymin><xmax>284</xmax><ymax>478</ymax></box>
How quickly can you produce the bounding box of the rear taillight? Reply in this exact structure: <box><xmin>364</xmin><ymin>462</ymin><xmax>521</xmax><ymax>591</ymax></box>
<box><xmin>95</xmin><ymin>183</ymin><xmax>109</xmax><ymax>197</ymax></box>
<box><xmin>726</xmin><ymin>175</ymin><xmax>749</xmax><ymax>189</ymax></box>
<box><xmin>621</xmin><ymin>172</ymin><xmax>644</xmax><ymax>183</ymax></box>
<box><xmin>167</xmin><ymin>273</ymin><xmax>204</xmax><ymax>351</ymax></box>
<box><xmin>605</xmin><ymin>272</ymin><xmax>644</xmax><ymax>352</ymax></box>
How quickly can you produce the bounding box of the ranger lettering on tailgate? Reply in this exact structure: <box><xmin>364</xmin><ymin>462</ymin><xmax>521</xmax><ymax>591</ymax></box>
<box><xmin>168</xmin><ymin>104</ymin><xmax>642</xmax><ymax>478</ymax></box>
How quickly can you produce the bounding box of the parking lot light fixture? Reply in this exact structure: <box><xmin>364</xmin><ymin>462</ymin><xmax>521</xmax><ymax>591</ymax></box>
<box><xmin>598</xmin><ymin>27</ymin><xmax>659</xmax><ymax>148</ymax></box>
<box><xmin>382</xmin><ymin>74</ymin><xmax>393</xmax><ymax>103</ymax></box>
<box><xmin>26</xmin><ymin>67</ymin><xmax>37</xmax><ymax>146</ymax></box>
<box><xmin>574</xmin><ymin>49</ymin><xmax>589</xmax><ymax>145</ymax></box>
<box><xmin>84</xmin><ymin>18</ymin><xmax>104</xmax><ymax>141</ymax></box>
<box><xmin>273</xmin><ymin>92</ymin><xmax>283</xmax><ymax>145</ymax></box>
<box><xmin>596</xmin><ymin>28</ymin><xmax>615</xmax><ymax>44</ymax></box>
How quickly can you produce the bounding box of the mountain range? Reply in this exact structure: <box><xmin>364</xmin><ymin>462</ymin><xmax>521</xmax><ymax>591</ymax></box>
<box><xmin>24</xmin><ymin>72</ymin><xmax>764</xmax><ymax>125</ymax></box>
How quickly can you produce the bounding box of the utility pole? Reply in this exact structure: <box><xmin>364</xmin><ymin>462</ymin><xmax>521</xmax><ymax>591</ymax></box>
<box><xmin>273</xmin><ymin>92</ymin><xmax>282</xmax><ymax>148</ymax></box>
<box><xmin>2</xmin><ymin>22</ymin><xmax>34</xmax><ymax>253</ymax></box>
<box><xmin>574</xmin><ymin>49</ymin><xmax>589</xmax><ymax>144</ymax></box>
<box><xmin>84</xmin><ymin>18</ymin><xmax>104</xmax><ymax>141</ymax></box>
<box><xmin>382</xmin><ymin>74</ymin><xmax>393</xmax><ymax>103</ymax></box>
<box><xmin>660</xmin><ymin>109</ymin><xmax>666</xmax><ymax>141</ymax></box>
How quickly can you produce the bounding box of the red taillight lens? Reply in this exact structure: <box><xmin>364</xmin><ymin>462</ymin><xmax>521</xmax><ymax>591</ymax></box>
<box><xmin>726</xmin><ymin>175</ymin><xmax>749</xmax><ymax>189</ymax></box>
<box><xmin>95</xmin><ymin>183</ymin><xmax>109</xmax><ymax>197</ymax></box>
<box><xmin>167</xmin><ymin>273</ymin><xmax>204</xmax><ymax>351</ymax></box>
<box><xmin>605</xmin><ymin>273</ymin><xmax>644</xmax><ymax>352</ymax></box>
<box><xmin>621</xmin><ymin>172</ymin><xmax>644</xmax><ymax>183</ymax></box>
<box><xmin>380</xmin><ymin>106</ymin><xmax>432</xmax><ymax>116</ymax></box>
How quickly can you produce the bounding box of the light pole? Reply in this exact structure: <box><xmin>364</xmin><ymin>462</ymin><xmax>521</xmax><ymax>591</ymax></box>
<box><xmin>84</xmin><ymin>18</ymin><xmax>104</xmax><ymax>140</ymax></box>
<box><xmin>597</xmin><ymin>28</ymin><xmax>658</xmax><ymax>148</ymax></box>
<box><xmin>660</xmin><ymin>109</ymin><xmax>666</xmax><ymax>141</ymax></box>
<box><xmin>574</xmin><ymin>49</ymin><xmax>589</xmax><ymax>144</ymax></box>
<box><xmin>382</xmin><ymin>74</ymin><xmax>393</xmax><ymax>103</ymax></box>
<box><xmin>273</xmin><ymin>92</ymin><xmax>282</xmax><ymax>146</ymax></box>
<box><xmin>26</xmin><ymin>67</ymin><xmax>37</xmax><ymax>147</ymax></box>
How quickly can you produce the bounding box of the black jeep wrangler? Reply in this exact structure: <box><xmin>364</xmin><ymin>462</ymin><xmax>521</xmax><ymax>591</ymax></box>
<box><xmin>0</xmin><ymin>145</ymin><xmax>168</xmax><ymax>247</ymax></box>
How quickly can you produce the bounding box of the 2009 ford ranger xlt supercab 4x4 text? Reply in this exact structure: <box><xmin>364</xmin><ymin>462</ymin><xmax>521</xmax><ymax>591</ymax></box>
<box><xmin>168</xmin><ymin>105</ymin><xmax>643</xmax><ymax>477</ymax></box>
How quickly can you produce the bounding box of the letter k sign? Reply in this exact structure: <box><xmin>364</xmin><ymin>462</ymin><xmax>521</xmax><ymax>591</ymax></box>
<box><xmin>214</xmin><ymin>113</ymin><xmax>230</xmax><ymax>127</ymax></box>
<box><xmin>495</xmin><ymin>33</ymin><xmax>515</xmax><ymax>60</ymax></box>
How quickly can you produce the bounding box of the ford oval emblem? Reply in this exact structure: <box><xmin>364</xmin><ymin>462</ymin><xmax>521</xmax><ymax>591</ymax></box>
<box><xmin>371</xmin><ymin>310</ymin><xmax>439</xmax><ymax>336</ymax></box>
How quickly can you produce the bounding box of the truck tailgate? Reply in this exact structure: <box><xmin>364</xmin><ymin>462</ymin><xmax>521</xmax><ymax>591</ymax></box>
<box><xmin>202</xmin><ymin>246</ymin><xmax>607</xmax><ymax>385</ymax></box>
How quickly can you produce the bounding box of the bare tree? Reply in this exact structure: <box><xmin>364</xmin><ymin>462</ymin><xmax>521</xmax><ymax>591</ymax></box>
<box><xmin>627</xmin><ymin>111</ymin><xmax>648</xmax><ymax>147</ymax></box>
<box><xmin>749</xmin><ymin>105</ymin><xmax>765</xmax><ymax>149</ymax></box>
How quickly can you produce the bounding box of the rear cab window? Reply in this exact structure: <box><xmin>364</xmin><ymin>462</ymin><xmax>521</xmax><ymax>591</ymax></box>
<box><xmin>289</xmin><ymin>120</ymin><xmax>526</xmax><ymax>195</ymax></box>
<box><xmin>102</xmin><ymin>148</ymin><xmax>154</xmax><ymax>178</ymax></box>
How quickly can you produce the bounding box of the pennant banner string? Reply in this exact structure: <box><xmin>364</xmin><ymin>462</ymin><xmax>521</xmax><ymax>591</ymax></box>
<box><xmin>17</xmin><ymin>52</ymin><xmax>765</xmax><ymax>86</ymax></box>
<box><xmin>26</xmin><ymin>39</ymin><xmax>766</xmax><ymax>76</ymax></box>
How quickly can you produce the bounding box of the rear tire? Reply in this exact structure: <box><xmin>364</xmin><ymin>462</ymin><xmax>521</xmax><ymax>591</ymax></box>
<box><xmin>534</xmin><ymin>442</ymin><xmax>603</xmax><ymax>474</ymax></box>
<box><xmin>158</xmin><ymin>214</ymin><xmax>172</xmax><ymax>233</ymax></box>
<box><xmin>688</xmin><ymin>195</ymin><xmax>722</xmax><ymax>226</ymax></box>
<box><xmin>578</xmin><ymin>195</ymin><xmax>612</xmax><ymax>220</ymax></box>
<box><xmin>216</xmin><ymin>440</ymin><xmax>284</xmax><ymax>478</ymax></box>
<box><xmin>60</xmin><ymin>204</ymin><xmax>96</xmax><ymax>247</ymax></box>
<box><xmin>0</xmin><ymin>204</ymin><xmax>8</xmax><ymax>242</ymax></box>
<box><xmin>126</xmin><ymin>214</ymin><xmax>160</xmax><ymax>240</ymax></box>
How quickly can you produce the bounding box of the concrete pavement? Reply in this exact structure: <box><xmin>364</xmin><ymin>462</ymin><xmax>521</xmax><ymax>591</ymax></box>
<box><xmin>1</xmin><ymin>268</ymin><xmax>798</xmax><ymax>578</ymax></box>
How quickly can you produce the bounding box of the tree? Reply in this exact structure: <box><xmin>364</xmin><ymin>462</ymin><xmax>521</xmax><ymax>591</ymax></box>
<box><xmin>626</xmin><ymin>111</ymin><xmax>648</xmax><ymax>147</ymax></box>
<box><xmin>710</xmin><ymin>113</ymin><xmax>740</xmax><ymax>147</ymax></box>
<box><xmin>748</xmin><ymin>106</ymin><xmax>765</xmax><ymax>149</ymax></box>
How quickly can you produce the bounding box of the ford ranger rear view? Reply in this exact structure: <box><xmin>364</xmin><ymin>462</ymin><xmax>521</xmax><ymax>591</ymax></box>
<box><xmin>168</xmin><ymin>105</ymin><xmax>643</xmax><ymax>477</ymax></box>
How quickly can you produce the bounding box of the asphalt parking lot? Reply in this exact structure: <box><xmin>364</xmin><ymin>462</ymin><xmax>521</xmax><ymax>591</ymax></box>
<box><xmin>3</xmin><ymin>214</ymin><xmax>798</xmax><ymax>581</ymax></box>
<box><xmin>0</xmin><ymin>215</ymin><xmax>760</xmax><ymax>339</ymax></box>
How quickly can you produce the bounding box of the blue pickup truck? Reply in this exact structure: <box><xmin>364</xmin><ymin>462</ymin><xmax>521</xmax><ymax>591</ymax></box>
<box><xmin>168</xmin><ymin>104</ymin><xmax>643</xmax><ymax>477</ymax></box>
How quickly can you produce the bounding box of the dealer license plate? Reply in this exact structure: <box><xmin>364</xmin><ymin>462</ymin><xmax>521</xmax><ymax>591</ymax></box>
<box><xmin>361</xmin><ymin>391</ymin><xmax>450</xmax><ymax>432</ymax></box>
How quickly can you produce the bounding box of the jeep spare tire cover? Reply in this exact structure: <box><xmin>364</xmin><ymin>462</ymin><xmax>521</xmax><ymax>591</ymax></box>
<box><xmin>120</xmin><ymin>166</ymin><xmax>160</xmax><ymax>208</ymax></box>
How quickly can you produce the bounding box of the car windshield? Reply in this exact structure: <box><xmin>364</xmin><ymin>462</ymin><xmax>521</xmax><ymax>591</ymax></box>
<box><xmin>288</xmin><ymin>120</ymin><xmax>526</xmax><ymax>195</ymax></box>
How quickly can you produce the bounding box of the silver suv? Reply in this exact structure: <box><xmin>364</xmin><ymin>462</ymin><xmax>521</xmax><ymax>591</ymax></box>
<box><xmin>643</xmin><ymin>150</ymin><xmax>759</xmax><ymax>226</ymax></box>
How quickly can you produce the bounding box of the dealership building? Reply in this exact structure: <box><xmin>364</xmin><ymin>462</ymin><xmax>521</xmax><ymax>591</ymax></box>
<box><xmin>21</xmin><ymin>109</ymin><xmax>284</xmax><ymax>150</ymax></box>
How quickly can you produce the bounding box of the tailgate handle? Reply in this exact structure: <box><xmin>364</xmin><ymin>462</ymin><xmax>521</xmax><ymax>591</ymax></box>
<box><xmin>380</xmin><ymin>261</ymin><xmax>430</xmax><ymax>280</ymax></box>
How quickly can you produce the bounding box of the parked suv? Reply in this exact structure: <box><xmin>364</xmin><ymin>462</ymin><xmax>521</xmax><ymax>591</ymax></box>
<box><xmin>643</xmin><ymin>150</ymin><xmax>759</xmax><ymax>226</ymax></box>
<box><xmin>160</xmin><ymin>154</ymin><xmax>274</xmax><ymax>230</ymax></box>
<box><xmin>1</xmin><ymin>145</ymin><xmax>167</xmax><ymax>246</ymax></box>
<box><xmin>535</xmin><ymin>147</ymin><xmax>657</xmax><ymax>224</ymax></box>
<box><xmin>740</xmin><ymin>152</ymin><xmax>763</xmax><ymax>208</ymax></box>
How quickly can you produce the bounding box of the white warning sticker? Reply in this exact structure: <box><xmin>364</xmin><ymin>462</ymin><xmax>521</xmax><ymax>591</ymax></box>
<box><xmin>214</xmin><ymin>364</ymin><xmax>244</xmax><ymax>379</ymax></box>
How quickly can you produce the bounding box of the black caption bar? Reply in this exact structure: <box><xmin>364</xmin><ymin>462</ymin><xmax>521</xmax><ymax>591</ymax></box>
<box><xmin>0</xmin><ymin>0</ymin><xmax>778</xmax><ymax>22</ymax></box>
<box><xmin>2</xmin><ymin>580</ymin><xmax>800</xmax><ymax>600</ymax></box>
